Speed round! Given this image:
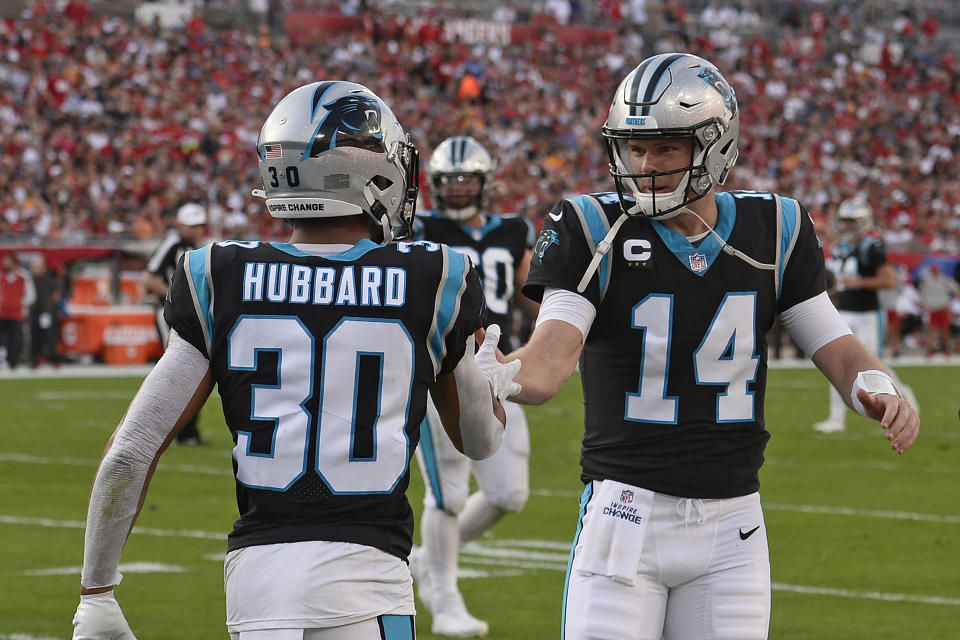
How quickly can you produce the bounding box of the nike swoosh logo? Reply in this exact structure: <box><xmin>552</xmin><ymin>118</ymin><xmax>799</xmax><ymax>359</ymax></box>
<box><xmin>548</xmin><ymin>211</ymin><xmax>563</xmax><ymax>222</ymax></box>
<box><xmin>739</xmin><ymin>526</ymin><xmax>760</xmax><ymax>540</ymax></box>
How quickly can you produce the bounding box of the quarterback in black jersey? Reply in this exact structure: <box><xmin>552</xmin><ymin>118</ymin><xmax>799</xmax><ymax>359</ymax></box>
<box><xmin>410</xmin><ymin>136</ymin><xmax>538</xmax><ymax>638</ymax></box>
<box><xmin>480</xmin><ymin>54</ymin><xmax>919</xmax><ymax>640</ymax></box>
<box><xmin>72</xmin><ymin>82</ymin><xmax>517</xmax><ymax>640</ymax></box>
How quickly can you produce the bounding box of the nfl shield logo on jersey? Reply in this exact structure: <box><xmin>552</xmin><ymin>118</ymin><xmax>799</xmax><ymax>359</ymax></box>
<box><xmin>620</xmin><ymin>489</ymin><xmax>634</xmax><ymax>504</ymax></box>
<box><xmin>689</xmin><ymin>252</ymin><xmax>708</xmax><ymax>272</ymax></box>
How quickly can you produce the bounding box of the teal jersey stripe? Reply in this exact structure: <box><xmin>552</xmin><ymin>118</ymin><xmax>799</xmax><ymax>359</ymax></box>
<box><xmin>418</xmin><ymin>415</ymin><xmax>445</xmax><ymax>510</ymax></box>
<box><xmin>572</xmin><ymin>195</ymin><xmax>612</xmax><ymax>298</ymax></box>
<box><xmin>777</xmin><ymin>196</ymin><xmax>800</xmax><ymax>299</ymax></box>
<box><xmin>188</xmin><ymin>246</ymin><xmax>213</xmax><ymax>341</ymax></box>
<box><xmin>429</xmin><ymin>247</ymin><xmax>469</xmax><ymax>372</ymax></box>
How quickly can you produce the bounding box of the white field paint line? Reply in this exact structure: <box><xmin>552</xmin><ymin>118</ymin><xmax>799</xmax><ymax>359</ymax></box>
<box><xmin>0</xmin><ymin>365</ymin><xmax>153</xmax><ymax>380</ymax></box>
<box><xmin>459</xmin><ymin>553</ymin><xmax>568</xmax><ymax>572</ymax></box>
<box><xmin>764</xmin><ymin>503</ymin><xmax>960</xmax><ymax>524</ymax></box>
<box><xmin>0</xmin><ymin>634</ymin><xmax>65</xmax><ymax>640</ymax></box>
<box><xmin>765</xmin><ymin>457</ymin><xmax>960</xmax><ymax>475</ymax></box>
<box><xmin>25</xmin><ymin>562</ymin><xmax>186</xmax><ymax>577</ymax></box>
<box><xmin>772</xmin><ymin>582</ymin><xmax>960</xmax><ymax>606</ymax></box>
<box><xmin>457</xmin><ymin>568</ymin><xmax>526</xmax><ymax>579</ymax></box>
<box><xmin>0</xmin><ymin>515</ymin><xmax>224</xmax><ymax>540</ymax></box>
<box><xmin>32</xmin><ymin>391</ymin><xmax>135</xmax><ymax>400</ymax></box>
<box><xmin>480</xmin><ymin>538</ymin><xmax>573</xmax><ymax>551</ymax></box>
<box><xmin>461</xmin><ymin>542</ymin><xmax>569</xmax><ymax>564</ymax></box>
<box><xmin>530</xmin><ymin>488</ymin><xmax>580</xmax><ymax>498</ymax></box>
<box><xmin>0</xmin><ymin>453</ymin><xmax>231</xmax><ymax>477</ymax></box>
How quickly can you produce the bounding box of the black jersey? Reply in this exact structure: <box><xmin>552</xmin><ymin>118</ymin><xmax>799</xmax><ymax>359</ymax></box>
<box><xmin>415</xmin><ymin>211</ymin><xmax>534</xmax><ymax>353</ymax></box>
<box><xmin>523</xmin><ymin>191</ymin><xmax>826</xmax><ymax>498</ymax></box>
<box><xmin>827</xmin><ymin>235</ymin><xmax>887</xmax><ymax>312</ymax></box>
<box><xmin>145</xmin><ymin>229</ymin><xmax>195</xmax><ymax>304</ymax></box>
<box><xmin>164</xmin><ymin>239</ymin><xmax>484</xmax><ymax>559</ymax></box>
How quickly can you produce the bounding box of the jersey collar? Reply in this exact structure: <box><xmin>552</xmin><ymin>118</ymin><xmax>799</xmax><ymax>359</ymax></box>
<box><xmin>649</xmin><ymin>192</ymin><xmax>736</xmax><ymax>277</ymax></box>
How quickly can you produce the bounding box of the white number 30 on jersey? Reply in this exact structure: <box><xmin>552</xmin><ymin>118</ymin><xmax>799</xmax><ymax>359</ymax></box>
<box><xmin>227</xmin><ymin>315</ymin><xmax>414</xmax><ymax>493</ymax></box>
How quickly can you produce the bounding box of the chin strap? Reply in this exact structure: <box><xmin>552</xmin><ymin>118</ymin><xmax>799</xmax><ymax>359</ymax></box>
<box><xmin>380</xmin><ymin>215</ymin><xmax>393</xmax><ymax>244</ymax></box>
<box><xmin>577</xmin><ymin>212</ymin><xmax>629</xmax><ymax>293</ymax></box>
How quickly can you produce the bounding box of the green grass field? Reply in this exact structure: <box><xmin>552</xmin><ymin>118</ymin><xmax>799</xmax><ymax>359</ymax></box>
<box><xmin>1</xmin><ymin>363</ymin><xmax>957</xmax><ymax>639</ymax></box>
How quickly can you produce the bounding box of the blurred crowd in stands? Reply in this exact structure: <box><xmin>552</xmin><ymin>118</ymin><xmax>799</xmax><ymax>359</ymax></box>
<box><xmin>2</xmin><ymin>0</ymin><xmax>960</xmax><ymax>365</ymax></box>
<box><xmin>1</xmin><ymin>0</ymin><xmax>960</xmax><ymax>253</ymax></box>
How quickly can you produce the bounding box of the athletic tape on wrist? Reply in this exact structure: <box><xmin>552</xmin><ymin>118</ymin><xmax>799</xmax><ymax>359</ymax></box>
<box><xmin>850</xmin><ymin>369</ymin><xmax>900</xmax><ymax>417</ymax></box>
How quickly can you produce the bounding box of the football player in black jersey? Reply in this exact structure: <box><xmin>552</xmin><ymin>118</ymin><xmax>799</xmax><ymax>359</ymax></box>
<box><xmin>814</xmin><ymin>199</ymin><xmax>917</xmax><ymax>433</ymax></box>
<box><xmin>72</xmin><ymin>82</ymin><xmax>519</xmax><ymax>640</ymax></box>
<box><xmin>410</xmin><ymin>136</ymin><xmax>538</xmax><ymax>637</ymax></box>
<box><xmin>477</xmin><ymin>53</ymin><xmax>919</xmax><ymax>640</ymax></box>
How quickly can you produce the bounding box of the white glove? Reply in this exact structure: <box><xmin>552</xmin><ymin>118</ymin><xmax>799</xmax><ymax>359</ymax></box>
<box><xmin>475</xmin><ymin>324</ymin><xmax>522</xmax><ymax>402</ymax></box>
<box><xmin>72</xmin><ymin>591</ymin><xmax>138</xmax><ymax>640</ymax></box>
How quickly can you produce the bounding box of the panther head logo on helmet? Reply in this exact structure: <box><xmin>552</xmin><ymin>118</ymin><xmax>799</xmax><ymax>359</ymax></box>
<box><xmin>308</xmin><ymin>94</ymin><xmax>385</xmax><ymax>157</ymax></box>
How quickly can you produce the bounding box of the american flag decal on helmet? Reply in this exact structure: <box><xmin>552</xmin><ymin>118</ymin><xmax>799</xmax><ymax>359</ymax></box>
<box><xmin>264</xmin><ymin>144</ymin><xmax>283</xmax><ymax>159</ymax></box>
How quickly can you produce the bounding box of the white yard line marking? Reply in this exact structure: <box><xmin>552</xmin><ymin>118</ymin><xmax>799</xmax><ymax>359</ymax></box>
<box><xmin>0</xmin><ymin>453</ymin><xmax>231</xmax><ymax>477</ymax></box>
<box><xmin>764</xmin><ymin>503</ymin><xmax>960</xmax><ymax>524</ymax></box>
<box><xmin>25</xmin><ymin>562</ymin><xmax>186</xmax><ymax>577</ymax></box>
<box><xmin>462</xmin><ymin>541</ymin><xmax>570</xmax><ymax>564</ymax></box>
<box><xmin>0</xmin><ymin>634</ymin><xmax>65</xmax><ymax>640</ymax></box>
<box><xmin>32</xmin><ymin>391</ymin><xmax>134</xmax><ymax>400</ymax></box>
<box><xmin>0</xmin><ymin>515</ymin><xmax>224</xmax><ymax>540</ymax></box>
<box><xmin>772</xmin><ymin>582</ymin><xmax>960</xmax><ymax>606</ymax></box>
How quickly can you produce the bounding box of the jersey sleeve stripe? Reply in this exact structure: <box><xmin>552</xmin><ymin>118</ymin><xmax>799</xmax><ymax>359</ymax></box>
<box><xmin>427</xmin><ymin>246</ymin><xmax>469</xmax><ymax>376</ymax></box>
<box><xmin>571</xmin><ymin>195</ymin><xmax>613</xmax><ymax>300</ymax></box>
<box><xmin>776</xmin><ymin>196</ymin><xmax>802</xmax><ymax>301</ymax></box>
<box><xmin>184</xmin><ymin>246</ymin><xmax>213</xmax><ymax>354</ymax></box>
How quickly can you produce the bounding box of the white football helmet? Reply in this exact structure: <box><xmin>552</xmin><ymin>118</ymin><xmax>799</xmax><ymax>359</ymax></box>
<box><xmin>253</xmin><ymin>81</ymin><xmax>419</xmax><ymax>240</ymax></box>
<box><xmin>427</xmin><ymin>136</ymin><xmax>495</xmax><ymax>221</ymax></box>
<box><xmin>837</xmin><ymin>199</ymin><xmax>873</xmax><ymax>235</ymax></box>
<box><xmin>603</xmin><ymin>53</ymin><xmax>739</xmax><ymax>219</ymax></box>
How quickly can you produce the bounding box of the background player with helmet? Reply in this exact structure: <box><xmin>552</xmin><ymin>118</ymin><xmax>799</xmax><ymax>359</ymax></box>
<box><xmin>476</xmin><ymin>53</ymin><xmax>919</xmax><ymax>639</ymax></box>
<box><xmin>813</xmin><ymin>199</ymin><xmax>918</xmax><ymax>434</ymax></box>
<box><xmin>71</xmin><ymin>81</ymin><xmax>518</xmax><ymax>640</ymax></box>
<box><xmin>410</xmin><ymin>135</ymin><xmax>538</xmax><ymax>638</ymax></box>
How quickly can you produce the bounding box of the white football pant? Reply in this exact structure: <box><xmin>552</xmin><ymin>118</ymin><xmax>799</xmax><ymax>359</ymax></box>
<box><xmin>224</xmin><ymin>540</ymin><xmax>413</xmax><ymax>634</ymax></box>
<box><xmin>563</xmin><ymin>481</ymin><xmax>770</xmax><ymax>640</ymax></box>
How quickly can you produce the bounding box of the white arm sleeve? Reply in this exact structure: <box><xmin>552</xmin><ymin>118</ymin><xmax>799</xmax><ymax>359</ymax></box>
<box><xmin>535</xmin><ymin>287</ymin><xmax>597</xmax><ymax>343</ymax></box>
<box><xmin>778</xmin><ymin>291</ymin><xmax>853</xmax><ymax>358</ymax></box>
<box><xmin>81</xmin><ymin>330</ymin><xmax>210</xmax><ymax>588</ymax></box>
<box><xmin>451</xmin><ymin>335</ymin><xmax>505</xmax><ymax>461</ymax></box>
